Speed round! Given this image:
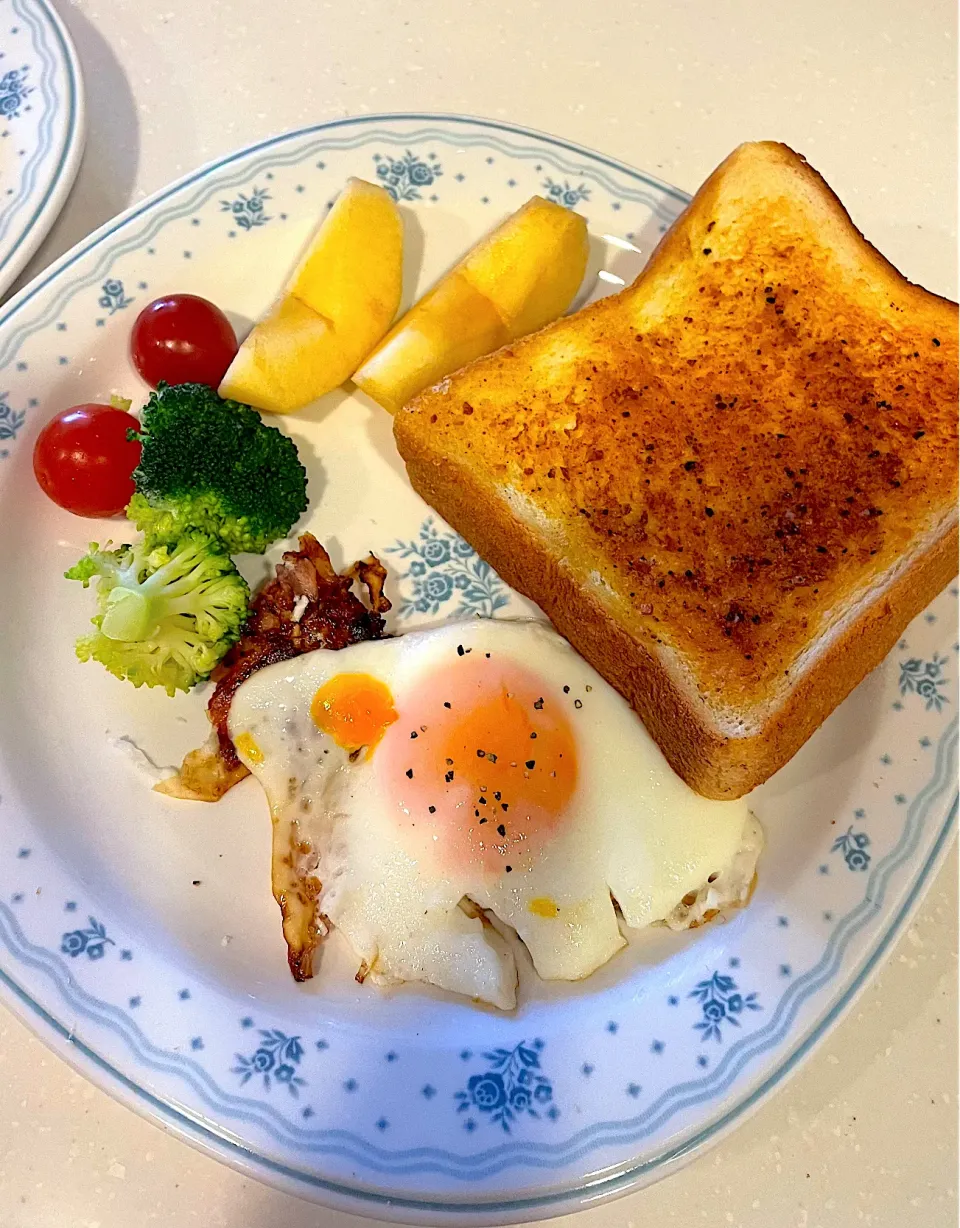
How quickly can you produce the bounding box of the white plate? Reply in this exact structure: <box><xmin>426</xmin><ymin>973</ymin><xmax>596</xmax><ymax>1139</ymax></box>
<box><xmin>0</xmin><ymin>0</ymin><xmax>83</xmax><ymax>298</ymax></box>
<box><xmin>0</xmin><ymin>115</ymin><xmax>954</xmax><ymax>1224</ymax></box>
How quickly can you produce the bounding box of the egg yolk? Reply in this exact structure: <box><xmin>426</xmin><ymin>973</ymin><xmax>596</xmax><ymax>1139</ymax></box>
<box><xmin>382</xmin><ymin>655</ymin><xmax>578</xmax><ymax>876</ymax></box>
<box><xmin>310</xmin><ymin>673</ymin><xmax>398</xmax><ymax>755</ymax></box>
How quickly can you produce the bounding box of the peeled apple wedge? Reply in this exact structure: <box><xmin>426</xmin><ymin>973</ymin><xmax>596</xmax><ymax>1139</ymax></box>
<box><xmin>219</xmin><ymin>177</ymin><xmax>403</xmax><ymax>413</ymax></box>
<box><xmin>353</xmin><ymin>195</ymin><xmax>588</xmax><ymax>414</ymax></box>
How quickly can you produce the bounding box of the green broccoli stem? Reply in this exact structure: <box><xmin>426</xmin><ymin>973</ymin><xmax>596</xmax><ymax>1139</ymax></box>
<box><xmin>100</xmin><ymin>537</ymin><xmax>215</xmax><ymax>641</ymax></box>
<box><xmin>101</xmin><ymin>587</ymin><xmax>154</xmax><ymax>641</ymax></box>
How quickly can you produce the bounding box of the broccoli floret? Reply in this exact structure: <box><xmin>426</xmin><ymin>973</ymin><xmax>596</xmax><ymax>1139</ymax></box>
<box><xmin>65</xmin><ymin>532</ymin><xmax>250</xmax><ymax>695</ymax></box>
<box><xmin>128</xmin><ymin>382</ymin><xmax>308</xmax><ymax>555</ymax></box>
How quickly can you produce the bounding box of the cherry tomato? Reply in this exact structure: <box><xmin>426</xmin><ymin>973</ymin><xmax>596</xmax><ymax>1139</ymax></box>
<box><xmin>33</xmin><ymin>403</ymin><xmax>142</xmax><ymax>518</ymax></box>
<box><xmin>130</xmin><ymin>293</ymin><xmax>238</xmax><ymax>388</ymax></box>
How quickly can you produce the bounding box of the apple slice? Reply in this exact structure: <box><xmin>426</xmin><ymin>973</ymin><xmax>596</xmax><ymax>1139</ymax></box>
<box><xmin>352</xmin><ymin>196</ymin><xmax>588</xmax><ymax>415</ymax></box>
<box><xmin>220</xmin><ymin>178</ymin><xmax>403</xmax><ymax>413</ymax></box>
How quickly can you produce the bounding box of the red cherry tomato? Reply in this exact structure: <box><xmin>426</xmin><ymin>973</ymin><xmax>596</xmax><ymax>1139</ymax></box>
<box><xmin>33</xmin><ymin>403</ymin><xmax>142</xmax><ymax>518</ymax></box>
<box><xmin>130</xmin><ymin>293</ymin><xmax>238</xmax><ymax>388</ymax></box>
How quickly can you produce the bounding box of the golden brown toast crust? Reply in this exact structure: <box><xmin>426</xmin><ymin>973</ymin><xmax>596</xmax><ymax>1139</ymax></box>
<box><xmin>395</xmin><ymin>142</ymin><xmax>959</xmax><ymax>798</ymax></box>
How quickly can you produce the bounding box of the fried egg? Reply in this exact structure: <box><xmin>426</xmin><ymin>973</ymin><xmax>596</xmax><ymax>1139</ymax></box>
<box><xmin>229</xmin><ymin>619</ymin><xmax>762</xmax><ymax>1008</ymax></box>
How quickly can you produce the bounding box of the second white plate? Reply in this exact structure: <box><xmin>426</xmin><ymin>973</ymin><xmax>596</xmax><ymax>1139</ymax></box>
<box><xmin>0</xmin><ymin>0</ymin><xmax>84</xmax><ymax>297</ymax></box>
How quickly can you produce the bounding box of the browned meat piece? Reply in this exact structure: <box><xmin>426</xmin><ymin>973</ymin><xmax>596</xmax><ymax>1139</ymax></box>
<box><xmin>158</xmin><ymin>534</ymin><xmax>390</xmax><ymax>802</ymax></box>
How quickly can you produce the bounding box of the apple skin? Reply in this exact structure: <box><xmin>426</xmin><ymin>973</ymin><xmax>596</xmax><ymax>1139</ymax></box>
<box><xmin>353</xmin><ymin>196</ymin><xmax>588</xmax><ymax>416</ymax></box>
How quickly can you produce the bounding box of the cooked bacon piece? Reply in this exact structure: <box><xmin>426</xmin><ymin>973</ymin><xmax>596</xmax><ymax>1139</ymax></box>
<box><xmin>157</xmin><ymin>534</ymin><xmax>390</xmax><ymax>802</ymax></box>
<box><xmin>211</xmin><ymin>534</ymin><xmax>390</xmax><ymax>766</ymax></box>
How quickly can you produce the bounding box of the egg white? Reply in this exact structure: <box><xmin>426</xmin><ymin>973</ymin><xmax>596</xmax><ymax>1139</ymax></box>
<box><xmin>229</xmin><ymin>619</ymin><xmax>762</xmax><ymax>1008</ymax></box>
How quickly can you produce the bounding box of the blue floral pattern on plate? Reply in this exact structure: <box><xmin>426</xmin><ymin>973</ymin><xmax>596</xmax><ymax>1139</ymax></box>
<box><xmin>60</xmin><ymin>916</ymin><xmax>114</xmax><ymax>960</ymax></box>
<box><xmin>387</xmin><ymin>516</ymin><xmax>510</xmax><ymax>617</ymax></box>
<box><xmin>373</xmin><ymin>149</ymin><xmax>443</xmax><ymax>201</ymax></box>
<box><xmin>689</xmin><ymin>972</ymin><xmax>761</xmax><ymax>1043</ymax></box>
<box><xmin>0</xmin><ymin>392</ymin><xmax>25</xmax><ymax>455</ymax></box>
<box><xmin>97</xmin><ymin>278</ymin><xmax>133</xmax><ymax>314</ymax></box>
<box><xmin>542</xmin><ymin>176</ymin><xmax>591</xmax><ymax>208</ymax></box>
<box><xmin>233</xmin><ymin>1029</ymin><xmax>306</xmax><ymax>1097</ymax></box>
<box><xmin>899</xmin><ymin>655</ymin><xmax>950</xmax><ymax>711</ymax></box>
<box><xmin>0</xmin><ymin>66</ymin><xmax>31</xmax><ymax>118</ymax></box>
<box><xmin>831</xmin><ymin>826</ymin><xmax>871</xmax><ymax>871</ymax></box>
<box><xmin>220</xmin><ymin>186</ymin><xmax>271</xmax><ymax>230</ymax></box>
<box><xmin>455</xmin><ymin>1040</ymin><xmax>555</xmax><ymax>1132</ymax></box>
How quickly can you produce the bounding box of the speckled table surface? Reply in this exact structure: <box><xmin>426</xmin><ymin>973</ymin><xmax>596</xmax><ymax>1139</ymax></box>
<box><xmin>1</xmin><ymin>1</ymin><xmax>957</xmax><ymax>1225</ymax></box>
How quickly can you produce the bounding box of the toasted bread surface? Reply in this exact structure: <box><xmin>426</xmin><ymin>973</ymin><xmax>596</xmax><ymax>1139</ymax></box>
<box><xmin>394</xmin><ymin>141</ymin><xmax>959</xmax><ymax>798</ymax></box>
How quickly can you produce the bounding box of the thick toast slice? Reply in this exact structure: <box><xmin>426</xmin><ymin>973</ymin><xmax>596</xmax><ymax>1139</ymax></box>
<box><xmin>394</xmin><ymin>142</ymin><xmax>959</xmax><ymax>799</ymax></box>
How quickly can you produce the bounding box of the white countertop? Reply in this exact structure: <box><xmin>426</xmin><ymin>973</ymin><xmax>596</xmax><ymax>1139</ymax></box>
<box><xmin>2</xmin><ymin>0</ymin><xmax>957</xmax><ymax>1223</ymax></box>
